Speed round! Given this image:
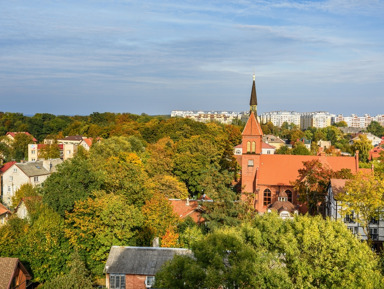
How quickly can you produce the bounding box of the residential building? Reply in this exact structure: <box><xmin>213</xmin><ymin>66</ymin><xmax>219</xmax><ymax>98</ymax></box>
<box><xmin>28</xmin><ymin>143</ymin><xmax>64</xmax><ymax>162</ymax></box>
<box><xmin>0</xmin><ymin>258</ymin><xmax>31</xmax><ymax>289</ymax></box>
<box><xmin>237</xmin><ymin>77</ymin><xmax>359</xmax><ymax>214</ymax></box>
<box><xmin>325</xmin><ymin>179</ymin><xmax>384</xmax><ymax>248</ymax></box>
<box><xmin>169</xmin><ymin>199</ymin><xmax>204</xmax><ymax>224</ymax></box>
<box><xmin>171</xmin><ymin>110</ymin><xmax>246</xmax><ymax>125</ymax></box>
<box><xmin>0</xmin><ymin>203</ymin><xmax>11</xmax><ymax>226</ymax></box>
<box><xmin>5</xmin><ymin>132</ymin><xmax>37</xmax><ymax>143</ymax></box>
<box><xmin>262</xmin><ymin>135</ymin><xmax>286</xmax><ymax>149</ymax></box>
<box><xmin>335</xmin><ymin>114</ymin><xmax>383</xmax><ymax>128</ymax></box>
<box><xmin>260</xmin><ymin>111</ymin><xmax>301</xmax><ymax>128</ymax></box>
<box><xmin>350</xmin><ymin>133</ymin><xmax>382</xmax><ymax>146</ymax></box>
<box><xmin>1</xmin><ymin>159</ymin><xmax>62</xmax><ymax>208</ymax></box>
<box><xmin>58</xmin><ymin>135</ymin><xmax>97</xmax><ymax>160</ymax></box>
<box><xmin>104</xmin><ymin>246</ymin><xmax>192</xmax><ymax>289</ymax></box>
<box><xmin>369</xmin><ymin>146</ymin><xmax>384</xmax><ymax>160</ymax></box>
<box><xmin>301</xmin><ymin>112</ymin><xmax>334</xmax><ymax>129</ymax></box>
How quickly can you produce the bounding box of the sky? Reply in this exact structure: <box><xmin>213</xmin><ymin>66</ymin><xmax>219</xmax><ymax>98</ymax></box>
<box><xmin>1</xmin><ymin>0</ymin><xmax>384</xmax><ymax>116</ymax></box>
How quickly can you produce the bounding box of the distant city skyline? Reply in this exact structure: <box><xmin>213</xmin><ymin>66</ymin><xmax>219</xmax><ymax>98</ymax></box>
<box><xmin>1</xmin><ymin>1</ymin><xmax>384</xmax><ymax>116</ymax></box>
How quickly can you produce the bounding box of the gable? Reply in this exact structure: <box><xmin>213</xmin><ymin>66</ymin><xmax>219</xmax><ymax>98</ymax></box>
<box><xmin>242</xmin><ymin>112</ymin><xmax>263</xmax><ymax>136</ymax></box>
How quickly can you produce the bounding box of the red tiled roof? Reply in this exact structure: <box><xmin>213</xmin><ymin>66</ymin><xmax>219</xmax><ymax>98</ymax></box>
<box><xmin>0</xmin><ymin>258</ymin><xmax>31</xmax><ymax>289</ymax></box>
<box><xmin>242</xmin><ymin>112</ymin><xmax>263</xmax><ymax>136</ymax></box>
<box><xmin>257</xmin><ymin>154</ymin><xmax>357</xmax><ymax>186</ymax></box>
<box><xmin>0</xmin><ymin>161</ymin><xmax>16</xmax><ymax>174</ymax></box>
<box><xmin>262</xmin><ymin>142</ymin><xmax>276</xmax><ymax>149</ymax></box>
<box><xmin>234</xmin><ymin>144</ymin><xmax>242</xmax><ymax>148</ymax></box>
<box><xmin>6</xmin><ymin>132</ymin><xmax>37</xmax><ymax>142</ymax></box>
<box><xmin>330</xmin><ymin>178</ymin><xmax>347</xmax><ymax>198</ymax></box>
<box><xmin>170</xmin><ymin>199</ymin><xmax>202</xmax><ymax>223</ymax></box>
<box><xmin>0</xmin><ymin>203</ymin><xmax>11</xmax><ymax>216</ymax></box>
<box><xmin>82</xmin><ymin>138</ymin><xmax>93</xmax><ymax>147</ymax></box>
<box><xmin>369</xmin><ymin>146</ymin><xmax>384</xmax><ymax>160</ymax></box>
<box><xmin>36</xmin><ymin>143</ymin><xmax>64</xmax><ymax>150</ymax></box>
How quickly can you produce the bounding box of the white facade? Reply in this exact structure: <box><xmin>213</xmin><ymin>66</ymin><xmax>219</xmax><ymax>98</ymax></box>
<box><xmin>334</xmin><ymin>114</ymin><xmax>384</xmax><ymax>128</ymax></box>
<box><xmin>260</xmin><ymin>111</ymin><xmax>301</xmax><ymax>128</ymax></box>
<box><xmin>300</xmin><ymin>112</ymin><xmax>334</xmax><ymax>129</ymax></box>
<box><xmin>171</xmin><ymin>110</ymin><xmax>246</xmax><ymax>124</ymax></box>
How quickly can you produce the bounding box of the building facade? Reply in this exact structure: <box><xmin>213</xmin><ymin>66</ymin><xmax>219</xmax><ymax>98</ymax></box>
<box><xmin>260</xmin><ymin>111</ymin><xmax>301</xmax><ymax>128</ymax></box>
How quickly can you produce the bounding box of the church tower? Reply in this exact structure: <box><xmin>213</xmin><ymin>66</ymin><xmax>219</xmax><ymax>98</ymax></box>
<box><xmin>241</xmin><ymin>75</ymin><xmax>263</xmax><ymax>195</ymax></box>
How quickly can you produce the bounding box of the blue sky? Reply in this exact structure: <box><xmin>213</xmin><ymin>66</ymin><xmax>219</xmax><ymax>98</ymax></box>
<box><xmin>1</xmin><ymin>0</ymin><xmax>383</xmax><ymax>116</ymax></box>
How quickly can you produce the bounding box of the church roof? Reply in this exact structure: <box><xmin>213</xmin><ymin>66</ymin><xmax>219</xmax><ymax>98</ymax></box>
<box><xmin>242</xmin><ymin>112</ymin><xmax>263</xmax><ymax>136</ymax></box>
<box><xmin>257</xmin><ymin>154</ymin><xmax>358</xmax><ymax>186</ymax></box>
<box><xmin>250</xmin><ymin>77</ymin><xmax>257</xmax><ymax>106</ymax></box>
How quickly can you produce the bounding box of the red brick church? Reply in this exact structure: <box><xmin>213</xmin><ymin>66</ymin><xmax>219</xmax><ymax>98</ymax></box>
<box><xmin>238</xmin><ymin>76</ymin><xmax>359</xmax><ymax>214</ymax></box>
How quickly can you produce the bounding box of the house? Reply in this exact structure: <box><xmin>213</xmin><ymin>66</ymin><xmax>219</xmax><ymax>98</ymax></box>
<box><xmin>104</xmin><ymin>246</ymin><xmax>192</xmax><ymax>289</ymax></box>
<box><xmin>0</xmin><ymin>257</ymin><xmax>31</xmax><ymax>289</ymax></box>
<box><xmin>169</xmin><ymin>198</ymin><xmax>204</xmax><ymax>224</ymax></box>
<box><xmin>266</xmin><ymin>190</ymin><xmax>299</xmax><ymax>219</ymax></box>
<box><xmin>262</xmin><ymin>134</ymin><xmax>286</xmax><ymax>149</ymax></box>
<box><xmin>57</xmin><ymin>135</ymin><xmax>98</xmax><ymax>160</ymax></box>
<box><xmin>5</xmin><ymin>132</ymin><xmax>37</xmax><ymax>143</ymax></box>
<box><xmin>325</xmin><ymin>179</ymin><xmax>384</xmax><ymax>249</ymax></box>
<box><xmin>317</xmin><ymin>140</ymin><xmax>331</xmax><ymax>150</ymax></box>
<box><xmin>1</xmin><ymin>159</ymin><xmax>62</xmax><ymax>208</ymax></box>
<box><xmin>0</xmin><ymin>203</ymin><xmax>11</xmax><ymax>226</ymax></box>
<box><xmin>350</xmin><ymin>133</ymin><xmax>382</xmax><ymax>146</ymax></box>
<box><xmin>0</xmin><ymin>161</ymin><xmax>17</xmax><ymax>204</ymax></box>
<box><xmin>369</xmin><ymin>145</ymin><xmax>384</xmax><ymax>160</ymax></box>
<box><xmin>28</xmin><ymin>143</ymin><xmax>64</xmax><ymax>162</ymax></box>
<box><xmin>238</xmin><ymin>76</ymin><xmax>359</xmax><ymax>214</ymax></box>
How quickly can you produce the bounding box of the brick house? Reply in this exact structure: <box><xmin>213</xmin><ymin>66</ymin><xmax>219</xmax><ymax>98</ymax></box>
<box><xmin>0</xmin><ymin>258</ymin><xmax>31</xmax><ymax>289</ymax></box>
<box><xmin>104</xmin><ymin>246</ymin><xmax>191</xmax><ymax>289</ymax></box>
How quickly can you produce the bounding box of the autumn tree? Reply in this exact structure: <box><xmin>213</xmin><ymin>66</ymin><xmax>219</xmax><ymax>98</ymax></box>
<box><xmin>337</xmin><ymin>172</ymin><xmax>384</xmax><ymax>245</ymax></box>
<box><xmin>367</xmin><ymin>121</ymin><xmax>384</xmax><ymax>137</ymax></box>
<box><xmin>292</xmin><ymin>159</ymin><xmax>335</xmax><ymax>215</ymax></box>
<box><xmin>11</xmin><ymin>133</ymin><xmax>35</xmax><ymax>161</ymax></box>
<box><xmin>148</xmin><ymin>174</ymin><xmax>188</xmax><ymax>199</ymax></box>
<box><xmin>352</xmin><ymin>134</ymin><xmax>373</xmax><ymax>162</ymax></box>
<box><xmin>65</xmin><ymin>192</ymin><xmax>144</xmax><ymax>275</ymax></box>
<box><xmin>11</xmin><ymin>183</ymin><xmax>39</xmax><ymax>208</ymax></box>
<box><xmin>38</xmin><ymin>143</ymin><xmax>60</xmax><ymax>159</ymax></box>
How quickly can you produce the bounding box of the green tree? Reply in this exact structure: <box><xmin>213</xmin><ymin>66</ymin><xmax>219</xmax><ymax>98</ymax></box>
<box><xmin>42</xmin><ymin>156</ymin><xmax>103</xmax><ymax>216</ymax></box>
<box><xmin>292</xmin><ymin>141</ymin><xmax>311</xmax><ymax>155</ymax></box>
<box><xmin>11</xmin><ymin>133</ymin><xmax>34</xmax><ymax>161</ymax></box>
<box><xmin>337</xmin><ymin>172</ymin><xmax>384</xmax><ymax>245</ymax></box>
<box><xmin>275</xmin><ymin>145</ymin><xmax>292</xmax><ymax>155</ymax></box>
<box><xmin>65</xmin><ymin>192</ymin><xmax>144</xmax><ymax>275</ymax></box>
<box><xmin>38</xmin><ymin>143</ymin><xmax>60</xmax><ymax>160</ymax></box>
<box><xmin>352</xmin><ymin>134</ymin><xmax>374</xmax><ymax>162</ymax></box>
<box><xmin>334</xmin><ymin>121</ymin><xmax>348</xmax><ymax>127</ymax></box>
<box><xmin>367</xmin><ymin>121</ymin><xmax>384</xmax><ymax>137</ymax></box>
<box><xmin>148</xmin><ymin>174</ymin><xmax>188</xmax><ymax>199</ymax></box>
<box><xmin>41</xmin><ymin>251</ymin><xmax>93</xmax><ymax>289</ymax></box>
<box><xmin>11</xmin><ymin>183</ymin><xmax>38</xmax><ymax>208</ymax></box>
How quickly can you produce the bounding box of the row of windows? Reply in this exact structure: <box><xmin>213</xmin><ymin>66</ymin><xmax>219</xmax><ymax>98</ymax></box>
<box><xmin>263</xmin><ymin>189</ymin><xmax>293</xmax><ymax>206</ymax></box>
<box><xmin>246</xmin><ymin>141</ymin><xmax>256</xmax><ymax>153</ymax></box>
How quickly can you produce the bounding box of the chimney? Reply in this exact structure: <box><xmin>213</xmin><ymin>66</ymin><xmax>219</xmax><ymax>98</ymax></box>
<box><xmin>42</xmin><ymin>160</ymin><xmax>51</xmax><ymax>172</ymax></box>
<box><xmin>355</xmin><ymin>150</ymin><xmax>359</xmax><ymax>172</ymax></box>
<box><xmin>152</xmin><ymin>237</ymin><xmax>160</xmax><ymax>247</ymax></box>
<box><xmin>186</xmin><ymin>197</ymin><xmax>189</xmax><ymax>206</ymax></box>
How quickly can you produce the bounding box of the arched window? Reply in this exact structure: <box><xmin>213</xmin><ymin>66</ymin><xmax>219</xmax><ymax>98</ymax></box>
<box><xmin>247</xmin><ymin>141</ymin><xmax>251</xmax><ymax>153</ymax></box>
<box><xmin>285</xmin><ymin>190</ymin><xmax>293</xmax><ymax>203</ymax></box>
<box><xmin>263</xmin><ymin>189</ymin><xmax>271</xmax><ymax>206</ymax></box>
<box><xmin>251</xmin><ymin>141</ymin><xmax>256</xmax><ymax>153</ymax></box>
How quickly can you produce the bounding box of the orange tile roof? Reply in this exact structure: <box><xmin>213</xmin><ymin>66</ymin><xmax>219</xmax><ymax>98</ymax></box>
<box><xmin>170</xmin><ymin>199</ymin><xmax>202</xmax><ymax>223</ymax></box>
<box><xmin>0</xmin><ymin>203</ymin><xmax>11</xmax><ymax>216</ymax></box>
<box><xmin>369</xmin><ymin>146</ymin><xmax>384</xmax><ymax>160</ymax></box>
<box><xmin>0</xmin><ymin>161</ymin><xmax>16</xmax><ymax>174</ymax></box>
<box><xmin>330</xmin><ymin>178</ymin><xmax>347</xmax><ymax>198</ymax></box>
<box><xmin>262</xmin><ymin>142</ymin><xmax>276</xmax><ymax>149</ymax></box>
<box><xmin>242</xmin><ymin>112</ymin><xmax>263</xmax><ymax>136</ymax></box>
<box><xmin>257</xmin><ymin>154</ymin><xmax>357</xmax><ymax>186</ymax></box>
<box><xmin>6</xmin><ymin>132</ymin><xmax>37</xmax><ymax>142</ymax></box>
<box><xmin>83</xmin><ymin>138</ymin><xmax>93</xmax><ymax>147</ymax></box>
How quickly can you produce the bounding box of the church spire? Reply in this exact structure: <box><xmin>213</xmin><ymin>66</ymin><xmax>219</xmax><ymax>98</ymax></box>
<box><xmin>249</xmin><ymin>74</ymin><xmax>258</xmax><ymax>115</ymax></box>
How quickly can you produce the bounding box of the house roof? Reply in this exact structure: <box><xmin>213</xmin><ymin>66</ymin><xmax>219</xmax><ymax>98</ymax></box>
<box><xmin>16</xmin><ymin>159</ymin><xmax>62</xmax><ymax>177</ymax></box>
<box><xmin>6</xmin><ymin>132</ymin><xmax>37</xmax><ymax>142</ymax></box>
<box><xmin>261</xmin><ymin>142</ymin><xmax>276</xmax><ymax>149</ymax></box>
<box><xmin>257</xmin><ymin>154</ymin><xmax>357</xmax><ymax>186</ymax></box>
<box><xmin>250</xmin><ymin>77</ymin><xmax>257</xmax><ymax>106</ymax></box>
<box><xmin>268</xmin><ymin>200</ymin><xmax>296</xmax><ymax>213</ymax></box>
<box><xmin>0</xmin><ymin>258</ymin><xmax>31</xmax><ymax>289</ymax></box>
<box><xmin>104</xmin><ymin>246</ymin><xmax>192</xmax><ymax>275</ymax></box>
<box><xmin>82</xmin><ymin>138</ymin><xmax>93</xmax><ymax>147</ymax></box>
<box><xmin>170</xmin><ymin>199</ymin><xmax>202</xmax><ymax>223</ymax></box>
<box><xmin>0</xmin><ymin>162</ymin><xmax>17</xmax><ymax>174</ymax></box>
<box><xmin>242</xmin><ymin>112</ymin><xmax>263</xmax><ymax>136</ymax></box>
<box><xmin>263</xmin><ymin>135</ymin><xmax>285</xmax><ymax>144</ymax></box>
<box><xmin>329</xmin><ymin>179</ymin><xmax>347</xmax><ymax>198</ymax></box>
<box><xmin>0</xmin><ymin>203</ymin><xmax>11</xmax><ymax>216</ymax></box>
<box><xmin>35</xmin><ymin>144</ymin><xmax>64</xmax><ymax>150</ymax></box>
<box><xmin>59</xmin><ymin>135</ymin><xmax>84</xmax><ymax>141</ymax></box>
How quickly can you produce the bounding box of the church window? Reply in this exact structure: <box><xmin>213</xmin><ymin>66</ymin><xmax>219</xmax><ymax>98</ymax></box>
<box><xmin>285</xmin><ymin>190</ymin><xmax>293</xmax><ymax>203</ymax></box>
<box><xmin>246</xmin><ymin>142</ymin><xmax>251</xmax><ymax>153</ymax></box>
<box><xmin>251</xmin><ymin>142</ymin><xmax>256</xmax><ymax>153</ymax></box>
<box><xmin>248</xmin><ymin>160</ymin><xmax>254</xmax><ymax>167</ymax></box>
<box><xmin>263</xmin><ymin>189</ymin><xmax>271</xmax><ymax>206</ymax></box>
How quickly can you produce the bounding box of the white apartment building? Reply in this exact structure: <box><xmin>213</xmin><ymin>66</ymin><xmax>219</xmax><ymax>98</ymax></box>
<box><xmin>171</xmin><ymin>110</ymin><xmax>246</xmax><ymax>125</ymax></box>
<box><xmin>335</xmin><ymin>114</ymin><xmax>384</xmax><ymax>128</ymax></box>
<box><xmin>301</xmin><ymin>112</ymin><xmax>334</xmax><ymax>129</ymax></box>
<box><xmin>260</xmin><ymin>111</ymin><xmax>301</xmax><ymax>128</ymax></box>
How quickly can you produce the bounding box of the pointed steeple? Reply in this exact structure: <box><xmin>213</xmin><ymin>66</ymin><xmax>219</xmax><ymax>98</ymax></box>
<box><xmin>249</xmin><ymin>74</ymin><xmax>257</xmax><ymax>115</ymax></box>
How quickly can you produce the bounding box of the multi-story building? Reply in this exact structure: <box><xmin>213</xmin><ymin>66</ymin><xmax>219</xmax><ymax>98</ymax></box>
<box><xmin>260</xmin><ymin>111</ymin><xmax>301</xmax><ymax>128</ymax></box>
<box><xmin>171</xmin><ymin>110</ymin><xmax>247</xmax><ymax>125</ymax></box>
<box><xmin>326</xmin><ymin>178</ymin><xmax>383</xmax><ymax>249</ymax></box>
<box><xmin>300</xmin><ymin>112</ymin><xmax>334</xmax><ymax>129</ymax></box>
<box><xmin>1</xmin><ymin>159</ymin><xmax>62</xmax><ymax>208</ymax></box>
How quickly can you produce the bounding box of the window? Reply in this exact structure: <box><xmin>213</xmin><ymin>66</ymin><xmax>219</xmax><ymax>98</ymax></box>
<box><xmin>345</xmin><ymin>212</ymin><xmax>355</xmax><ymax>223</ymax></box>
<box><xmin>31</xmin><ymin>150</ymin><xmax>36</xmax><ymax>154</ymax></box>
<box><xmin>9</xmin><ymin>176</ymin><xmax>13</xmax><ymax>182</ymax></box>
<box><xmin>370</xmin><ymin>218</ymin><xmax>379</xmax><ymax>224</ymax></box>
<box><xmin>285</xmin><ymin>190</ymin><xmax>293</xmax><ymax>203</ymax></box>
<box><xmin>246</xmin><ymin>142</ymin><xmax>251</xmax><ymax>153</ymax></box>
<box><xmin>34</xmin><ymin>176</ymin><xmax>39</xmax><ymax>182</ymax></box>
<box><xmin>370</xmin><ymin>228</ymin><xmax>378</xmax><ymax>241</ymax></box>
<box><xmin>110</xmin><ymin>274</ymin><xmax>125</xmax><ymax>289</ymax></box>
<box><xmin>251</xmin><ymin>141</ymin><xmax>256</xmax><ymax>153</ymax></box>
<box><xmin>8</xmin><ymin>186</ymin><xmax>11</xmax><ymax>192</ymax></box>
<box><xmin>67</xmin><ymin>150</ymin><xmax>71</xmax><ymax>155</ymax></box>
<box><xmin>248</xmin><ymin>160</ymin><xmax>254</xmax><ymax>167</ymax></box>
<box><xmin>263</xmin><ymin>189</ymin><xmax>272</xmax><ymax>206</ymax></box>
<box><xmin>13</xmin><ymin>168</ymin><xmax>17</xmax><ymax>173</ymax></box>
<box><xmin>145</xmin><ymin>276</ymin><xmax>155</xmax><ymax>288</ymax></box>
